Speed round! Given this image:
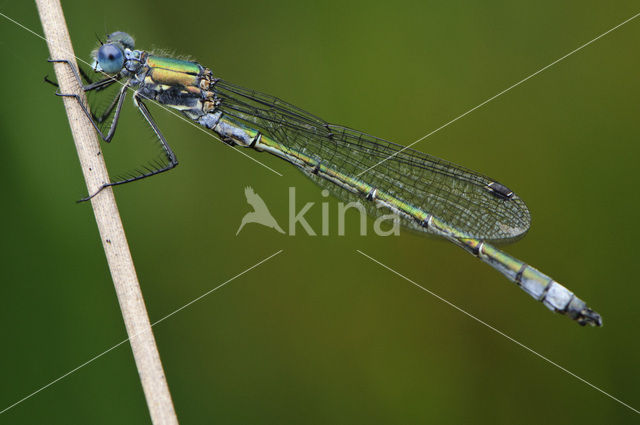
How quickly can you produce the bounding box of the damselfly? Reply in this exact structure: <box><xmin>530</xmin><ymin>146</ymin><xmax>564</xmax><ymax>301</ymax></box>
<box><xmin>48</xmin><ymin>31</ymin><xmax>601</xmax><ymax>326</ymax></box>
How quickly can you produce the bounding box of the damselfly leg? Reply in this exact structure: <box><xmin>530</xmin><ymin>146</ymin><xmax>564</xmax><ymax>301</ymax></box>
<box><xmin>46</xmin><ymin>58</ymin><xmax>179</xmax><ymax>201</ymax></box>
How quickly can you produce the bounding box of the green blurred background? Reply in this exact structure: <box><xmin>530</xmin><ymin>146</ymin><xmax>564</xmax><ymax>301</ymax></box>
<box><xmin>1</xmin><ymin>1</ymin><xmax>639</xmax><ymax>423</ymax></box>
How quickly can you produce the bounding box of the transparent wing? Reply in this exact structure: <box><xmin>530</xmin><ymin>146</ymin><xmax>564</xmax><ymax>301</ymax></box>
<box><xmin>215</xmin><ymin>80</ymin><xmax>531</xmax><ymax>241</ymax></box>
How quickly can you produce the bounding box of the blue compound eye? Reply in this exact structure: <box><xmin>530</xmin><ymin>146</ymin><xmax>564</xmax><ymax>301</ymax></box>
<box><xmin>97</xmin><ymin>44</ymin><xmax>124</xmax><ymax>74</ymax></box>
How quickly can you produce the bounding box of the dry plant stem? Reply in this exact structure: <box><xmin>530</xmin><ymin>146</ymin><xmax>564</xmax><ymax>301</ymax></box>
<box><xmin>35</xmin><ymin>1</ymin><xmax>179</xmax><ymax>423</ymax></box>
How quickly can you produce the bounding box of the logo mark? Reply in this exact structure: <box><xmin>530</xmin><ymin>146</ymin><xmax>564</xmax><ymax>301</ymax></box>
<box><xmin>236</xmin><ymin>186</ymin><xmax>285</xmax><ymax>235</ymax></box>
<box><xmin>236</xmin><ymin>186</ymin><xmax>400</xmax><ymax>236</ymax></box>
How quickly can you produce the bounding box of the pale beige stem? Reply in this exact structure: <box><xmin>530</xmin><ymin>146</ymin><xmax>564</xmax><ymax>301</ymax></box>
<box><xmin>35</xmin><ymin>1</ymin><xmax>179</xmax><ymax>423</ymax></box>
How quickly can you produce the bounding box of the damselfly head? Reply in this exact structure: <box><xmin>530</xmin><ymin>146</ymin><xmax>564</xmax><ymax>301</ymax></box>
<box><xmin>91</xmin><ymin>31</ymin><xmax>135</xmax><ymax>74</ymax></box>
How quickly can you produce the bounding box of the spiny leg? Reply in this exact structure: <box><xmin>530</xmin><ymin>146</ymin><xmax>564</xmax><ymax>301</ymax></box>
<box><xmin>46</xmin><ymin>58</ymin><xmax>130</xmax><ymax>143</ymax></box>
<box><xmin>46</xmin><ymin>58</ymin><xmax>139</xmax><ymax>201</ymax></box>
<box><xmin>93</xmin><ymin>89</ymin><xmax>123</xmax><ymax>125</ymax></box>
<box><xmin>53</xmin><ymin>82</ymin><xmax>128</xmax><ymax>143</ymax></box>
<box><xmin>75</xmin><ymin>65</ymin><xmax>119</xmax><ymax>93</ymax></box>
<box><xmin>45</xmin><ymin>59</ymin><xmax>120</xmax><ymax>92</ymax></box>
<box><xmin>78</xmin><ymin>95</ymin><xmax>179</xmax><ymax>202</ymax></box>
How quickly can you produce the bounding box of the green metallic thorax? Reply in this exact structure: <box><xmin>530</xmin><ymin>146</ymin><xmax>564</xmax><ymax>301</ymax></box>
<box><xmin>146</xmin><ymin>55</ymin><xmax>202</xmax><ymax>87</ymax></box>
<box><xmin>139</xmin><ymin>54</ymin><xmax>217</xmax><ymax>118</ymax></box>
